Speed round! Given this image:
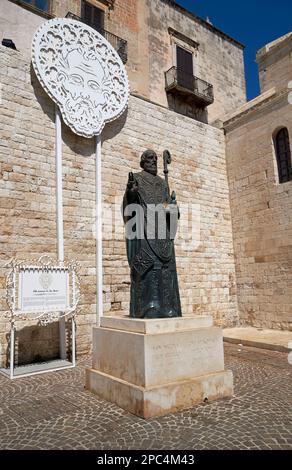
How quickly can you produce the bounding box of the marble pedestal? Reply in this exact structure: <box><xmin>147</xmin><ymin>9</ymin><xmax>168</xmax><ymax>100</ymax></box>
<box><xmin>85</xmin><ymin>316</ymin><xmax>233</xmax><ymax>418</ymax></box>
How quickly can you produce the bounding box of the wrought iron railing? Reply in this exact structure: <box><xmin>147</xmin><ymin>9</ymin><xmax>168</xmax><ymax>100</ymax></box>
<box><xmin>165</xmin><ymin>67</ymin><xmax>214</xmax><ymax>105</ymax></box>
<box><xmin>66</xmin><ymin>12</ymin><xmax>128</xmax><ymax>64</ymax></box>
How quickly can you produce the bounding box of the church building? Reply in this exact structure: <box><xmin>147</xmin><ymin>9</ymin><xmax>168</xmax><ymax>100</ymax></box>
<box><xmin>0</xmin><ymin>0</ymin><xmax>291</xmax><ymax>368</ymax></box>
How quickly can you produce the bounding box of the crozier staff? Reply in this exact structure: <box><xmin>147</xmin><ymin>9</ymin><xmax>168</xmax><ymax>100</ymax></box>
<box><xmin>123</xmin><ymin>149</ymin><xmax>181</xmax><ymax>319</ymax></box>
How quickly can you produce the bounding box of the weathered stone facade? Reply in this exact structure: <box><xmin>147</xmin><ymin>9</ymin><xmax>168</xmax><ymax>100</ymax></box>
<box><xmin>1</xmin><ymin>2</ymin><xmax>292</xmax><ymax>370</ymax></box>
<box><xmin>257</xmin><ymin>33</ymin><xmax>292</xmax><ymax>95</ymax></box>
<box><xmin>145</xmin><ymin>0</ymin><xmax>246</xmax><ymax>123</ymax></box>
<box><xmin>0</xmin><ymin>45</ymin><xmax>238</xmax><ymax>366</ymax></box>
<box><xmin>223</xmin><ymin>34</ymin><xmax>292</xmax><ymax>331</ymax></box>
<box><xmin>1</xmin><ymin>0</ymin><xmax>246</xmax><ymax>124</ymax></box>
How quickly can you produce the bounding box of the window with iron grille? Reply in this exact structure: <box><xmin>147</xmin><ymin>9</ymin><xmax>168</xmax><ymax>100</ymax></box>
<box><xmin>274</xmin><ymin>128</ymin><xmax>292</xmax><ymax>184</ymax></box>
<box><xmin>81</xmin><ymin>0</ymin><xmax>105</xmax><ymax>31</ymax></box>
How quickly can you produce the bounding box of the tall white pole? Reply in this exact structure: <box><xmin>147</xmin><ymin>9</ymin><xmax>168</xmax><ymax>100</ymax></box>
<box><xmin>96</xmin><ymin>135</ymin><xmax>103</xmax><ymax>325</ymax></box>
<box><xmin>55</xmin><ymin>105</ymin><xmax>66</xmax><ymax>359</ymax></box>
<box><xmin>55</xmin><ymin>106</ymin><xmax>64</xmax><ymax>263</ymax></box>
<box><xmin>10</xmin><ymin>324</ymin><xmax>15</xmax><ymax>380</ymax></box>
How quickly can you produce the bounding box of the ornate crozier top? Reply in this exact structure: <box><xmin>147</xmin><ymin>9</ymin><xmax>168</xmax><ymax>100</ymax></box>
<box><xmin>32</xmin><ymin>18</ymin><xmax>129</xmax><ymax>138</ymax></box>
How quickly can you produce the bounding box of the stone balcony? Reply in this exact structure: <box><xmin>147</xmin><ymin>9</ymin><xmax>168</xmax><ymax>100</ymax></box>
<box><xmin>165</xmin><ymin>66</ymin><xmax>214</xmax><ymax>107</ymax></box>
<box><xmin>66</xmin><ymin>12</ymin><xmax>128</xmax><ymax>64</ymax></box>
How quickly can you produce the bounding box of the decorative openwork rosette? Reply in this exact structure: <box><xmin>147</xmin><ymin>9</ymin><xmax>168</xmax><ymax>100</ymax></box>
<box><xmin>32</xmin><ymin>18</ymin><xmax>129</xmax><ymax>138</ymax></box>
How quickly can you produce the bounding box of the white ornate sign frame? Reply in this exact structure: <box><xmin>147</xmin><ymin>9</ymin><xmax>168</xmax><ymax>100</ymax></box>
<box><xmin>1</xmin><ymin>256</ymin><xmax>80</xmax><ymax>379</ymax></box>
<box><xmin>6</xmin><ymin>255</ymin><xmax>80</xmax><ymax>325</ymax></box>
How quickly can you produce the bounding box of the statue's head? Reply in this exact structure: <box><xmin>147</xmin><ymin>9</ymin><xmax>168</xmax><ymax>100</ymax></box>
<box><xmin>140</xmin><ymin>149</ymin><xmax>158</xmax><ymax>176</ymax></box>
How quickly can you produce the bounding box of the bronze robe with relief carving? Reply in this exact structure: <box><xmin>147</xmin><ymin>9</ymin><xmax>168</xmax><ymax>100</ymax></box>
<box><xmin>123</xmin><ymin>170</ymin><xmax>181</xmax><ymax>319</ymax></box>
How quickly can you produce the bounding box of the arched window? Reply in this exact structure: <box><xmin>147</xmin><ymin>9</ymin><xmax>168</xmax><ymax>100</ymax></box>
<box><xmin>274</xmin><ymin>127</ymin><xmax>292</xmax><ymax>183</ymax></box>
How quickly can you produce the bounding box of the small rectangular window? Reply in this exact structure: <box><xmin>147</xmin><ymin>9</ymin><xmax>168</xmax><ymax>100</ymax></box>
<box><xmin>274</xmin><ymin>127</ymin><xmax>292</xmax><ymax>184</ymax></box>
<box><xmin>22</xmin><ymin>0</ymin><xmax>49</xmax><ymax>12</ymax></box>
<box><xmin>176</xmin><ymin>46</ymin><xmax>194</xmax><ymax>90</ymax></box>
<box><xmin>81</xmin><ymin>1</ymin><xmax>105</xmax><ymax>31</ymax></box>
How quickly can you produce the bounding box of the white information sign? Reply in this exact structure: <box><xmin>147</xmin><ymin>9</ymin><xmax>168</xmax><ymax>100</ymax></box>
<box><xmin>19</xmin><ymin>269</ymin><xmax>69</xmax><ymax>313</ymax></box>
<box><xmin>3</xmin><ymin>256</ymin><xmax>80</xmax><ymax>379</ymax></box>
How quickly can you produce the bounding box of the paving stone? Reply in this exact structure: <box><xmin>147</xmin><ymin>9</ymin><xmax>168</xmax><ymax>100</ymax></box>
<box><xmin>0</xmin><ymin>343</ymin><xmax>291</xmax><ymax>450</ymax></box>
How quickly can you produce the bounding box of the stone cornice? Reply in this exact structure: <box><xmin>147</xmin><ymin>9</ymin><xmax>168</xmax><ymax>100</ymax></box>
<box><xmin>98</xmin><ymin>0</ymin><xmax>115</xmax><ymax>10</ymax></box>
<box><xmin>256</xmin><ymin>32</ymin><xmax>292</xmax><ymax>63</ymax></box>
<box><xmin>160</xmin><ymin>0</ymin><xmax>244</xmax><ymax>50</ymax></box>
<box><xmin>223</xmin><ymin>88</ymin><xmax>289</xmax><ymax>132</ymax></box>
<box><xmin>168</xmin><ymin>28</ymin><xmax>199</xmax><ymax>49</ymax></box>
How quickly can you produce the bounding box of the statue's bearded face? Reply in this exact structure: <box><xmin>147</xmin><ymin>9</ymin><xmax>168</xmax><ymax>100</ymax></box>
<box><xmin>58</xmin><ymin>49</ymin><xmax>108</xmax><ymax>130</ymax></box>
<box><xmin>143</xmin><ymin>151</ymin><xmax>158</xmax><ymax>176</ymax></box>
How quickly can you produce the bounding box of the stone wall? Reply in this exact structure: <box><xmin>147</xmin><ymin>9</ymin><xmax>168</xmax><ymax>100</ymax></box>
<box><xmin>257</xmin><ymin>33</ymin><xmax>292</xmax><ymax>94</ymax></box>
<box><xmin>0</xmin><ymin>46</ymin><xmax>238</xmax><ymax>366</ymax></box>
<box><xmin>1</xmin><ymin>0</ymin><xmax>246</xmax><ymax>124</ymax></box>
<box><xmin>0</xmin><ymin>0</ymin><xmax>45</xmax><ymax>54</ymax></box>
<box><xmin>107</xmin><ymin>0</ymin><xmax>247</xmax><ymax>123</ymax></box>
<box><xmin>224</xmin><ymin>90</ymin><xmax>292</xmax><ymax>331</ymax></box>
<box><xmin>52</xmin><ymin>0</ymin><xmax>81</xmax><ymax>17</ymax></box>
<box><xmin>147</xmin><ymin>0</ymin><xmax>246</xmax><ymax>123</ymax></box>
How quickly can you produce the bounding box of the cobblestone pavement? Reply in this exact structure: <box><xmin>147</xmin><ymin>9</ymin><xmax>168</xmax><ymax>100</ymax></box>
<box><xmin>0</xmin><ymin>343</ymin><xmax>291</xmax><ymax>450</ymax></box>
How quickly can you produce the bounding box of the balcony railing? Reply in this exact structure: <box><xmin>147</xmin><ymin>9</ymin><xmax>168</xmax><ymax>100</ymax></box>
<box><xmin>66</xmin><ymin>12</ymin><xmax>128</xmax><ymax>64</ymax></box>
<box><xmin>165</xmin><ymin>67</ymin><xmax>214</xmax><ymax>106</ymax></box>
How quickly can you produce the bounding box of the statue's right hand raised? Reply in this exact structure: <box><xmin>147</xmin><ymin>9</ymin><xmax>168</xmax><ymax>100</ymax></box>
<box><xmin>127</xmin><ymin>172</ymin><xmax>138</xmax><ymax>192</ymax></box>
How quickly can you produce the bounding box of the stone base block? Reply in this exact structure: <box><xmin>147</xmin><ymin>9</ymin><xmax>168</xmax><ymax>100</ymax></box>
<box><xmin>85</xmin><ymin>316</ymin><xmax>233</xmax><ymax>418</ymax></box>
<box><xmin>86</xmin><ymin>368</ymin><xmax>233</xmax><ymax>419</ymax></box>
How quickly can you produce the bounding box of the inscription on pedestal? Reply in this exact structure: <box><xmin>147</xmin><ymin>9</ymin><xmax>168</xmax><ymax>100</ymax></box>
<box><xmin>146</xmin><ymin>329</ymin><xmax>224</xmax><ymax>385</ymax></box>
<box><xmin>86</xmin><ymin>319</ymin><xmax>233</xmax><ymax>418</ymax></box>
<box><xmin>92</xmin><ymin>322</ymin><xmax>225</xmax><ymax>388</ymax></box>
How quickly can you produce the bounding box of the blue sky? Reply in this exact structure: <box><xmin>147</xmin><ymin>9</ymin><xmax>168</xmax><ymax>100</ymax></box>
<box><xmin>177</xmin><ymin>0</ymin><xmax>292</xmax><ymax>101</ymax></box>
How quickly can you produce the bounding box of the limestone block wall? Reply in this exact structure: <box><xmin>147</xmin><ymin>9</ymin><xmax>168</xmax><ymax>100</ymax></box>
<box><xmin>1</xmin><ymin>0</ymin><xmax>246</xmax><ymax>125</ymax></box>
<box><xmin>257</xmin><ymin>33</ymin><xmax>292</xmax><ymax>94</ymax></box>
<box><xmin>224</xmin><ymin>91</ymin><xmax>292</xmax><ymax>331</ymax></box>
<box><xmin>0</xmin><ymin>46</ymin><xmax>238</xmax><ymax>367</ymax></box>
<box><xmin>0</xmin><ymin>0</ymin><xmax>45</xmax><ymax>54</ymax></box>
<box><xmin>52</xmin><ymin>0</ymin><xmax>246</xmax><ymax>123</ymax></box>
<box><xmin>147</xmin><ymin>0</ymin><xmax>246</xmax><ymax>123</ymax></box>
<box><xmin>107</xmin><ymin>0</ymin><xmax>247</xmax><ymax>123</ymax></box>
